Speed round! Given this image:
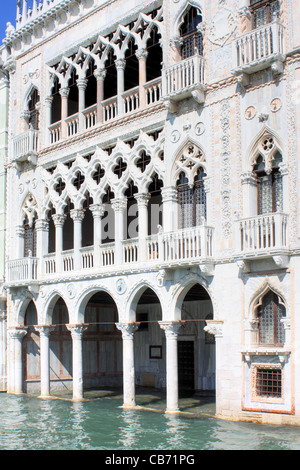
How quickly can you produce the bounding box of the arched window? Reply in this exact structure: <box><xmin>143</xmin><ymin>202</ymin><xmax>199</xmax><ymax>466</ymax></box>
<box><xmin>51</xmin><ymin>77</ymin><xmax>61</xmax><ymax>124</ymax></box>
<box><xmin>252</xmin><ymin>144</ymin><xmax>283</xmax><ymax>215</ymax></box>
<box><xmin>68</xmin><ymin>68</ymin><xmax>79</xmax><ymax>116</ymax></box>
<box><xmin>23</xmin><ymin>215</ymin><xmax>37</xmax><ymax>257</ymax></box>
<box><xmin>28</xmin><ymin>88</ymin><xmax>40</xmax><ymax>130</ymax></box>
<box><xmin>256</xmin><ymin>290</ymin><xmax>286</xmax><ymax>346</ymax></box>
<box><xmin>250</xmin><ymin>0</ymin><xmax>280</xmax><ymax>29</ymax></box>
<box><xmin>179</xmin><ymin>5</ymin><xmax>203</xmax><ymax>58</ymax></box>
<box><xmin>177</xmin><ymin>166</ymin><xmax>207</xmax><ymax>229</ymax></box>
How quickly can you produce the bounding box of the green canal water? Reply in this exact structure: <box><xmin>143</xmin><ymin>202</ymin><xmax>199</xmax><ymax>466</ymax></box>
<box><xmin>0</xmin><ymin>391</ymin><xmax>300</xmax><ymax>450</ymax></box>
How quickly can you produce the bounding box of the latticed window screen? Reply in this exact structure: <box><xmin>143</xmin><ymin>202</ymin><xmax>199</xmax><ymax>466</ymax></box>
<box><xmin>179</xmin><ymin>6</ymin><xmax>203</xmax><ymax>58</ymax></box>
<box><xmin>251</xmin><ymin>0</ymin><xmax>280</xmax><ymax>28</ymax></box>
<box><xmin>258</xmin><ymin>291</ymin><xmax>285</xmax><ymax>345</ymax></box>
<box><xmin>24</xmin><ymin>221</ymin><xmax>37</xmax><ymax>257</ymax></box>
<box><xmin>253</xmin><ymin>152</ymin><xmax>283</xmax><ymax>215</ymax></box>
<box><xmin>177</xmin><ymin>168</ymin><xmax>207</xmax><ymax>229</ymax></box>
<box><xmin>255</xmin><ymin>367</ymin><xmax>282</xmax><ymax>398</ymax></box>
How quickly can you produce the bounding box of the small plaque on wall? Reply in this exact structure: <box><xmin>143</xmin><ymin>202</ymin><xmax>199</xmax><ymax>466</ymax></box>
<box><xmin>149</xmin><ymin>345</ymin><xmax>162</xmax><ymax>359</ymax></box>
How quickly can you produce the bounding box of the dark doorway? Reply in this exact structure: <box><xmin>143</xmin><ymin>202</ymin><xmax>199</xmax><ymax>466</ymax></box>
<box><xmin>178</xmin><ymin>340</ymin><xmax>195</xmax><ymax>395</ymax></box>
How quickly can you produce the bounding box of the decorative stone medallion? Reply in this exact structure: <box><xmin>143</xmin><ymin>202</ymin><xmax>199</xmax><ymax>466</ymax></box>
<box><xmin>116</xmin><ymin>278</ymin><xmax>126</xmax><ymax>294</ymax></box>
<box><xmin>270</xmin><ymin>98</ymin><xmax>282</xmax><ymax>112</ymax></box>
<box><xmin>245</xmin><ymin>106</ymin><xmax>256</xmax><ymax>120</ymax></box>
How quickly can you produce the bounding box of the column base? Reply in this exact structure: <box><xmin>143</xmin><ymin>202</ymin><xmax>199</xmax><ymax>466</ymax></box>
<box><xmin>119</xmin><ymin>403</ymin><xmax>137</xmax><ymax>409</ymax></box>
<box><xmin>165</xmin><ymin>408</ymin><xmax>180</xmax><ymax>414</ymax></box>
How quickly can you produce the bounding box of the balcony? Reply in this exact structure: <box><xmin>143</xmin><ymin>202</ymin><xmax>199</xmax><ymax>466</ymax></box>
<box><xmin>48</xmin><ymin>77</ymin><xmax>162</xmax><ymax>145</ymax></box>
<box><xmin>6</xmin><ymin>225</ymin><xmax>214</xmax><ymax>285</ymax></box>
<box><xmin>237</xmin><ymin>212</ymin><xmax>289</xmax><ymax>266</ymax></box>
<box><xmin>6</xmin><ymin>256</ymin><xmax>38</xmax><ymax>284</ymax></box>
<box><xmin>12</xmin><ymin>129</ymin><xmax>39</xmax><ymax>167</ymax></box>
<box><xmin>161</xmin><ymin>55</ymin><xmax>206</xmax><ymax>111</ymax></box>
<box><xmin>232</xmin><ymin>20</ymin><xmax>285</xmax><ymax>86</ymax></box>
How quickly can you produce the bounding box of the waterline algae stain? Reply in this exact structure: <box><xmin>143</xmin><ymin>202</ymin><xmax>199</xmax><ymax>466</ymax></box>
<box><xmin>0</xmin><ymin>394</ymin><xmax>300</xmax><ymax>450</ymax></box>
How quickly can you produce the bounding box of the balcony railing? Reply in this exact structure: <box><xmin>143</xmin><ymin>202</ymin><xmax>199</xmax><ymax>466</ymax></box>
<box><xmin>47</xmin><ymin>77</ymin><xmax>162</xmax><ymax>144</ymax></box>
<box><xmin>6</xmin><ymin>225</ymin><xmax>214</xmax><ymax>284</ymax></box>
<box><xmin>238</xmin><ymin>212</ymin><xmax>288</xmax><ymax>254</ymax></box>
<box><xmin>13</xmin><ymin>129</ymin><xmax>39</xmax><ymax>163</ymax></box>
<box><xmin>6</xmin><ymin>256</ymin><xmax>38</xmax><ymax>283</ymax></box>
<box><xmin>162</xmin><ymin>54</ymin><xmax>206</xmax><ymax>106</ymax></box>
<box><xmin>232</xmin><ymin>20</ymin><xmax>285</xmax><ymax>76</ymax></box>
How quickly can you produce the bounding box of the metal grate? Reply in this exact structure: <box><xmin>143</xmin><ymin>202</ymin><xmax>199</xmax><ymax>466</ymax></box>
<box><xmin>256</xmin><ymin>367</ymin><xmax>282</xmax><ymax>398</ymax></box>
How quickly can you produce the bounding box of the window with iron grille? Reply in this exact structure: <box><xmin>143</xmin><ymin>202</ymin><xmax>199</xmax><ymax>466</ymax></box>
<box><xmin>24</xmin><ymin>217</ymin><xmax>37</xmax><ymax>258</ymax></box>
<box><xmin>177</xmin><ymin>168</ymin><xmax>207</xmax><ymax>229</ymax></box>
<box><xmin>253</xmin><ymin>151</ymin><xmax>283</xmax><ymax>215</ymax></box>
<box><xmin>257</xmin><ymin>291</ymin><xmax>286</xmax><ymax>346</ymax></box>
<box><xmin>250</xmin><ymin>0</ymin><xmax>280</xmax><ymax>28</ymax></box>
<box><xmin>179</xmin><ymin>6</ymin><xmax>203</xmax><ymax>58</ymax></box>
<box><xmin>255</xmin><ymin>366</ymin><xmax>282</xmax><ymax>398</ymax></box>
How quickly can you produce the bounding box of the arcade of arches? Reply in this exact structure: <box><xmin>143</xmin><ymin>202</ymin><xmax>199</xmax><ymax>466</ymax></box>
<box><xmin>15</xmin><ymin>283</ymin><xmax>215</xmax><ymax>412</ymax></box>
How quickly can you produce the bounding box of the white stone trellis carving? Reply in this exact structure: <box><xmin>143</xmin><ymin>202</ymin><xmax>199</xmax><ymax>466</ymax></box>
<box><xmin>173</xmin><ymin>141</ymin><xmax>206</xmax><ymax>185</ymax></box>
<box><xmin>22</xmin><ymin>193</ymin><xmax>38</xmax><ymax>227</ymax></box>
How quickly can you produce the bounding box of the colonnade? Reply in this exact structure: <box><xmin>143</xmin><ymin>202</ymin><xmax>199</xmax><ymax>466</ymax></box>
<box><xmin>46</xmin><ymin>47</ymin><xmax>152</xmax><ymax>140</ymax></box>
<box><xmin>16</xmin><ymin>187</ymin><xmax>178</xmax><ymax>272</ymax></box>
<box><xmin>6</xmin><ymin>318</ymin><xmax>213</xmax><ymax>413</ymax></box>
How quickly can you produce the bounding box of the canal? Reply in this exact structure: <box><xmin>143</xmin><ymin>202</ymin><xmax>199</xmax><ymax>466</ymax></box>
<box><xmin>0</xmin><ymin>390</ymin><xmax>299</xmax><ymax>450</ymax></box>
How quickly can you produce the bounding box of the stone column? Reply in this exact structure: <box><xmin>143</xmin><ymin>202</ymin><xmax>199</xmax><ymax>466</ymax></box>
<box><xmin>67</xmin><ymin>324</ymin><xmax>88</xmax><ymax>401</ymax></box>
<box><xmin>241</xmin><ymin>171</ymin><xmax>258</xmax><ymax>218</ymax></box>
<box><xmin>16</xmin><ymin>225</ymin><xmax>25</xmax><ymax>258</ymax></box>
<box><xmin>204</xmin><ymin>320</ymin><xmax>224</xmax><ymax>416</ymax></box>
<box><xmin>59</xmin><ymin>87</ymin><xmax>69</xmax><ymax>139</ymax></box>
<box><xmin>77</xmin><ymin>78</ymin><xmax>88</xmax><ymax>132</ymax></box>
<box><xmin>116</xmin><ymin>322</ymin><xmax>139</xmax><ymax>408</ymax></box>
<box><xmin>35</xmin><ymin>325</ymin><xmax>54</xmax><ymax>398</ymax></box>
<box><xmin>159</xmin><ymin>321</ymin><xmax>182</xmax><ymax>413</ymax></box>
<box><xmin>0</xmin><ymin>309</ymin><xmax>7</xmax><ymax>391</ymax></box>
<box><xmin>35</xmin><ymin>219</ymin><xmax>49</xmax><ymax>277</ymax></box>
<box><xmin>90</xmin><ymin>203</ymin><xmax>105</xmax><ymax>267</ymax></box>
<box><xmin>115</xmin><ymin>59</ymin><xmax>126</xmax><ymax>116</ymax></box>
<box><xmin>70</xmin><ymin>209</ymin><xmax>85</xmax><ymax>271</ymax></box>
<box><xmin>161</xmin><ymin>186</ymin><xmax>178</xmax><ymax>232</ymax></box>
<box><xmin>52</xmin><ymin>214</ymin><xmax>65</xmax><ymax>273</ymax></box>
<box><xmin>111</xmin><ymin>198</ymin><xmax>127</xmax><ymax>265</ymax></box>
<box><xmin>7</xmin><ymin>327</ymin><xmax>27</xmax><ymax>394</ymax></box>
<box><xmin>135</xmin><ymin>193</ymin><xmax>150</xmax><ymax>262</ymax></box>
<box><xmin>136</xmin><ymin>48</ymin><xmax>148</xmax><ymax>107</ymax></box>
<box><xmin>94</xmin><ymin>68</ymin><xmax>106</xmax><ymax>124</ymax></box>
<box><xmin>45</xmin><ymin>96</ymin><xmax>53</xmax><ymax>145</ymax></box>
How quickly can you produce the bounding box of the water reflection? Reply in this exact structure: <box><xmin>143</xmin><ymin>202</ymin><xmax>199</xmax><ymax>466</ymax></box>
<box><xmin>118</xmin><ymin>409</ymin><xmax>143</xmax><ymax>448</ymax></box>
<box><xmin>164</xmin><ymin>415</ymin><xmax>188</xmax><ymax>449</ymax></box>
<box><xmin>1</xmin><ymin>394</ymin><xmax>300</xmax><ymax>450</ymax></box>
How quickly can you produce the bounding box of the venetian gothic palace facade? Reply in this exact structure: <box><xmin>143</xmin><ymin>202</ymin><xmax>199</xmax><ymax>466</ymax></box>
<box><xmin>0</xmin><ymin>0</ymin><xmax>299</xmax><ymax>426</ymax></box>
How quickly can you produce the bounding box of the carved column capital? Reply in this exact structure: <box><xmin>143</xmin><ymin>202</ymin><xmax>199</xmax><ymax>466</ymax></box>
<box><xmin>35</xmin><ymin>219</ymin><xmax>49</xmax><ymax>232</ymax></box>
<box><xmin>115</xmin><ymin>59</ymin><xmax>126</xmax><ymax>70</ymax></box>
<box><xmin>159</xmin><ymin>321</ymin><xmax>182</xmax><ymax>338</ymax></box>
<box><xmin>89</xmin><ymin>203</ymin><xmax>105</xmax><ymax>218</ymax></box>
<box><xmin>66</xmin><ymin>324</ymin><xmax>88</xmax><ymax>338</ymax></box>
<box><xmin>52</xmin><ymin>214</ymin><xmax>66</xmax><ymax>227</ymax></box>
<box><xmin>135</xmin><ymin>192</ymin><xmax>151</xmax><ymax>207</ymax></box>
<box><xmin>204</xmin><ymin>320</ymin><xmax>224</xmax><ymax>338</ymax></box>
<box><xmin>70</xmin><ymin>209</ymin><xmax>85</xmax><ymax>222</ymax></box>
<box><xmin>35</xmin><ymin>325</ymin><xmax>55</xmax><ymax>337</ymax></box>
<box><xmin>116</xmin><ymin>322</ymin><xmax>140</xmax><ymax>339</ymax></box>
<box><xmin>111</xmin><ymin>197</ymin><xmax>127</xmax><ymax>212</ymax></box>
<box><xmin>94</xmin><ymin>68</ymin><xmax>107</xmax><ymax>81</ymax></box>
<box><xmin>7</xmin><ymin>327</ymin><xmax>27</xmax><ymax>340</ymax></box>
